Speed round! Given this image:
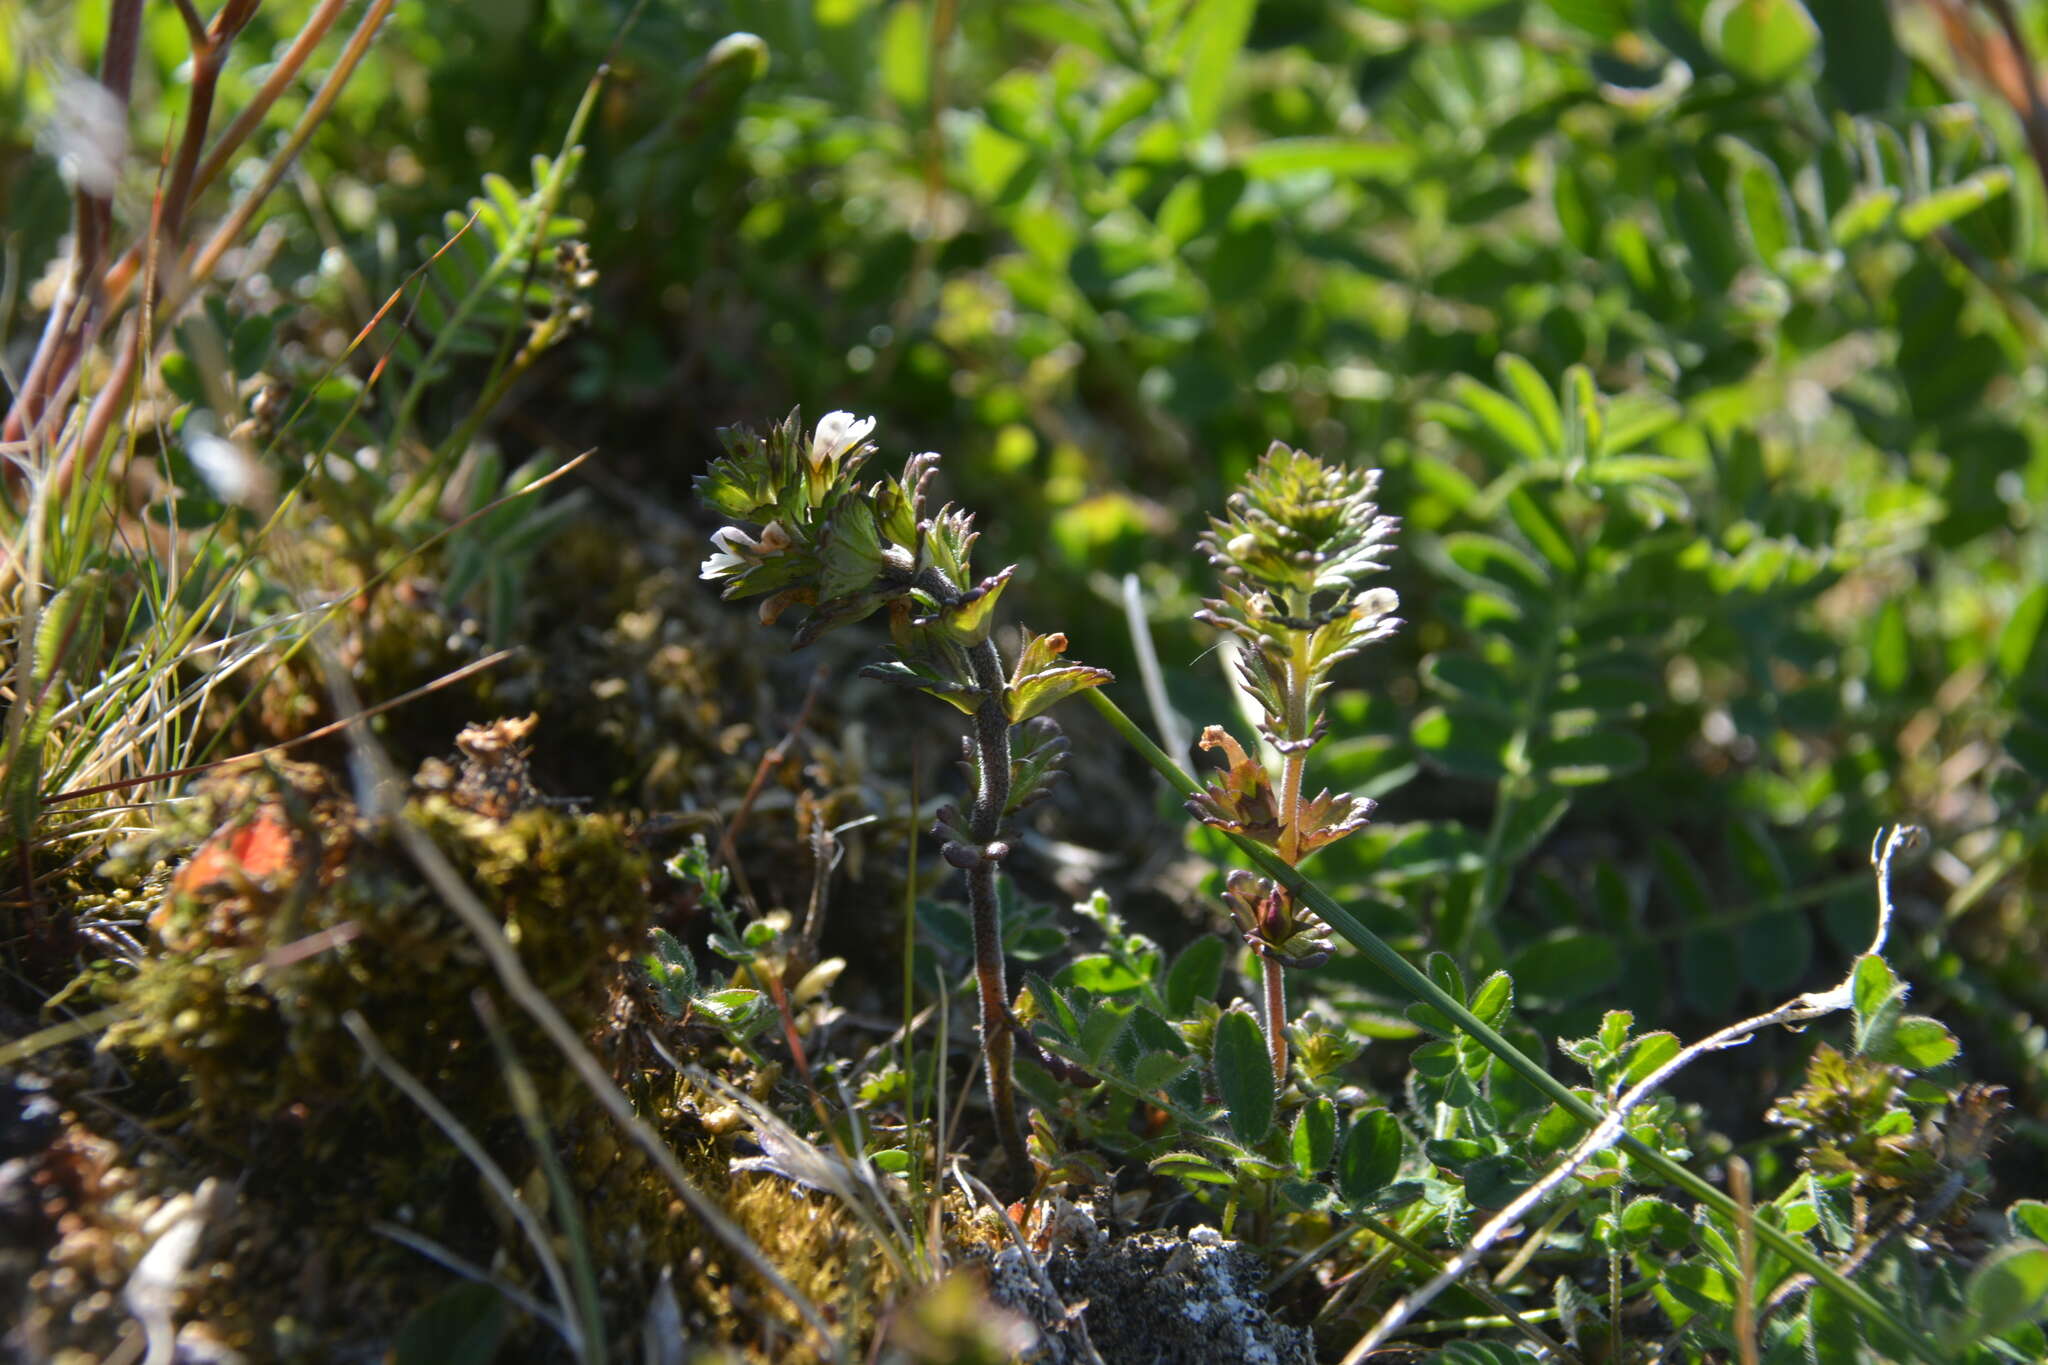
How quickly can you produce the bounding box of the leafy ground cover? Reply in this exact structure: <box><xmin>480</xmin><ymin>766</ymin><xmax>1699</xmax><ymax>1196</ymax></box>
<box><xmin>4</xmin><ymin>1</ymin><xmax>2048</xmax><ymax>1361</ymax></box>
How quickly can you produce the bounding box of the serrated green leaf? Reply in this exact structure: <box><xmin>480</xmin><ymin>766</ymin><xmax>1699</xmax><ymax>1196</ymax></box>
<box><xmin>1619</xmin><ymin>1031</ymin><xmax>1681</xmax><ymax>1085</ymax></box>
<box><xmin>1006</xmin><ymin>663</ymin><xmax>1114</xmax><ymax>723</ymax></box>
<box><xmin>1404</xmin><ymin>1001</ymin><xmax>1458</xmax><ymax>1039</ymax></box>
<box><xmin>1960</xmin><ymin>1242</ymin><xmax>2048</xmax><ymax>1342</ymax></box>
<box><xmin>1131</xmin><ymin>1049</ymin><xmax>1197</xmax><ymax>1091</ymax></box>
<box><xmin>1464</xmin><ymin>1153</ymin><xmax>1539</xmax><ymax>1209</ymax></box>
<box><xmin>1058</xmin><ymin>953</ymin><xmax>1149</xmax><ymax>995</ymax></box>
<box><xmin>1469</xmin><ymin>971</ymin><xmax>1515</xmax><ymax>1028</ymax></box>
<box><xmin>1662</xmin><ymin>1259</ymin><xmax>1735</xmax><ymax>1314</ymax></box>
<box><xmin>1878</xmin><ymin>1015</ymin><xmax>1960</xmax><ymax>1071</ymax></box>
<box><xmin>1425</xmin><ymin>951</ymin><xmax>1467</xmax><ymax>1005</ymax></box>
<box><xmin>1151</xmin><ymin>1151</ymin><xmax>1236</xmax><ymax>1185</ymax></box>
<box><xmin>1621</xmin><ymin>1195</ymin><xmax>1694</xmax><ymax>1251</ymax></box>
<box><xmin>1079</xmin><ymin>997</ymin><xmax>1134</xmax><ymax>1063</ymax></box>
<box><xmin>1412</xmin><ymin>1041</ymin><xmax>1462</xmax><ymax>1084</ymax></box>
<box><xmin>1851</xmin><ymin>954</ymin><xmax>1905</xmax><ymax>1055</ymax></box>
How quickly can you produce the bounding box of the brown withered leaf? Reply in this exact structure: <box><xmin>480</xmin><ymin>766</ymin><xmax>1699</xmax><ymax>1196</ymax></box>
<box><xmin>1184</xmin><ymin>726</ymin><xmax>1283</xmax><ymax>846</ymax></box>
<box><xmin>1293</xmin><ymin>787</ymin><xmax>1376</xmax><ymax>856</ymax></box>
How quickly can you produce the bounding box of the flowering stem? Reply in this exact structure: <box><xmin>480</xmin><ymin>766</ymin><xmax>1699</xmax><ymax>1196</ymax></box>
<box><xmin>1262</xmin><ymin>953</ymin><xmax>1287</xmax><ymax>1084</ymax></box>
<box><xmin>1266</xmin><ymin>595</ymin><xmax>1314</xmax><ymax>1083</ymax></box>
<box><xmin>964</xmin><ymin>636</ymin><xmax>1031</xmax><ymax>1182</ymax></box>
<box><xmin>898</xmin><ymin>561</ymin><xmax>1031</xmax><ymax>1180</ymax></box>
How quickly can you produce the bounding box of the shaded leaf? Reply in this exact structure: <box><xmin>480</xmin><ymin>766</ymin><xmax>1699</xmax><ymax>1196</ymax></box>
<box><xmin>1338</xmin><ymin>1110</ymin><xmax>1404</xmax><ymax>1203</ymax></box>
<box><xmin>1213</xmin><ymin>1009</ymin><xmax>1275</xmax><ymax>1143</ymax></box>
<box><xmin>393</xmin><ymin>1283</ymin><xmax>511</xmax><ymax>1365</ymax></box>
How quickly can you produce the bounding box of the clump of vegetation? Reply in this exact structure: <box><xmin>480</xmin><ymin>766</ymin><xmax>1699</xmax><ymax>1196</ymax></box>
<box><xmin>697</xmin><ymin>407</ymin><xmax>1113</xmax><ymax>1180</ymax></box>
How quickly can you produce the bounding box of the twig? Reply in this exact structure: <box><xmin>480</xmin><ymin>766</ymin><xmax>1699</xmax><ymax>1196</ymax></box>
<box><xmin>1731</xmin><ymin>1158</ymin><xmax>1760</xmax><ymax>1365</ymax></box>
<box><xmin>717</xmin><ymin>663</ymin><xmax>826</xmax><ymax>866</ymax></box>
<box><xmin>1</xmin><ymin>0</ymin><xmax>142</xmax><ymax>446</ymax></box>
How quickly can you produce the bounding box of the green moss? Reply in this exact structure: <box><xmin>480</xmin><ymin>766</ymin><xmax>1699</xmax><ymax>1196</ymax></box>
<box><xmin>107</xmin><ymin>762</ymin><xmax>650</xmax><ymax>1151</ymax></box>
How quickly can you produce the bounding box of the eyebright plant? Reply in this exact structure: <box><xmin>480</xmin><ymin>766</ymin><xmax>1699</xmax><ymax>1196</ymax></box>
<box><xmin>696</xmin><ymin>409</ymin><xmax>1112</xmax><ymax>1179</ymax></box>
<box><xmin>1188</xmin><ymin>442</ymin><xmax>1401</xmax><ymax>1084</ymax></box>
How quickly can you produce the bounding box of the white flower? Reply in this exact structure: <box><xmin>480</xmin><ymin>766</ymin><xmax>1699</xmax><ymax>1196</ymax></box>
<box><xmin>699</xmin><ymin>521</ymin><xmax>791</xmax><ymax>581</ymax></box>
<box><xmin>809</xmin><ymin>411</ymin><xmax>876</xmax><ymax>469</ymax></box>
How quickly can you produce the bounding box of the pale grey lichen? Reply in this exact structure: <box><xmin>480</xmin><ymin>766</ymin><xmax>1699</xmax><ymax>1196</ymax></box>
<box><xmin>979</xmin><ymin>1204</ymin><xmax>1311</xmax><ymax>1365</ymax></box>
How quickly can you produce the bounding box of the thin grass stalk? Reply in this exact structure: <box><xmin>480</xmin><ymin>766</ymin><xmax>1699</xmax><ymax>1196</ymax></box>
<box><xmin>471</xmin><ymin>991</ymin><xmax>607</xmax><ymax>1364</ymax></box>
<box><xmin>341</xmin><ymin>1010</ymin><xmax>588</xmax><ymax>1359</ymax></box>
<box><xmin>61</xmin><ymin>0</ymin><xmax>398</xmax><ymax>497</ymax></box>
<box><xmin>384</xmin><ymin>56</ymin><xmax>603</xmax><ymax>476</ymax></box>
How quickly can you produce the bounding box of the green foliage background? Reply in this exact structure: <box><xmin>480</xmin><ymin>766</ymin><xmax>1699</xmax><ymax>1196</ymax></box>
<box><xmin>7</xmin><ymin>0</ymin><xmax>2048</xmax><ymax>1357</ymax></box>
<box><xmin>8</xmin><ymin>0</ymin><xmax>2048</xmax><ymax>1163</ymax></box>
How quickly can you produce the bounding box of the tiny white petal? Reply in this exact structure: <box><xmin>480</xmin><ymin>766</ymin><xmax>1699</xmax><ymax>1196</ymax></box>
<box><xmin>699</xmin><ymin>551</ymin><xmax>747</xmax><ymax>581</ymax></box>
<box><xmin>710</xmin><ymin>525</ymin><xmax>759</xmax><ymax>555</ymax></box>
<box><xmin>810</xmin><ymin>411</ymin><xmax>876</xmax><ymax>467</ymax></box>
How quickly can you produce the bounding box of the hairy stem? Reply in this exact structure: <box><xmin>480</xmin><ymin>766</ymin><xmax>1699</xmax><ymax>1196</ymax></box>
<box><xmin>898</xmin><ymin>558</ymin><xmax>1030</xmax><ymax>1179</ymax></box>
<box><xmin>1266</xmin><ymin>596</ymin><xmax>1313</xmax><ymax>1083</ymax></box>
<box><xmin>964</xmin><ymin>632</ymin><xmax>1029</xmax><ymax>1180</ymax></box>
<box><xmin>1262</xmin><ymin>954</ymin><xmax>1287</xmax><ymax>1084</ymax></box>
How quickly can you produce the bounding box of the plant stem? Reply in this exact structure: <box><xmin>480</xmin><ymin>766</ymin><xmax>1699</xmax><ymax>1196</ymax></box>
<box><xmin>964</xmin><ymin>631</ymin><xmax>1030</xmax><ymax>1180</ymax></box>
<box><xmin>1261</xmin><ymin>954</ymin><xmax>1287</xmax><ymax>1083</ymax></box>
<box><xmin>896</xmin><ymin>557</ymin><xmax>1031</xmax><ymax>1180</ymax></box>
<box><xmin>1265</xmin><ymin>597</ymin><xmax>1316</xmax><ymax>1082</ymax></box>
